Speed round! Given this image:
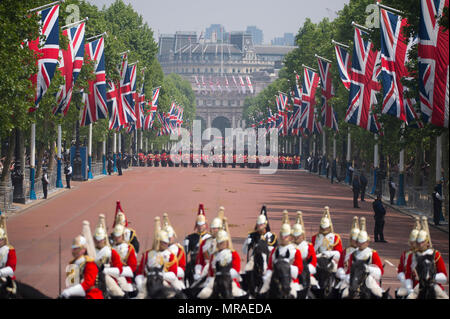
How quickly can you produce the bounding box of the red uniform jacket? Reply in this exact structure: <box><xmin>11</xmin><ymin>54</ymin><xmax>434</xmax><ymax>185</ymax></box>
<box><xmin>268</xmin><ymin>245</ymin><xmax>303</xmax><ymax>283</ymax></box>
<box><xmin>208</xmin><ymin>250</ymin><xmax>241</xmax><ymax>287</ymax></box>
<box><xmin>137</xmin><ymin>249</ymin><xmax>178</xmax><ymax>276</ymax></box>
<box><xmin>405</xmin><ymin>249</ymin><xmax>447</xmax><ymax>288</ymax></box>
<box><xmin>346</xmin><ymin>248</ymin><xmax>384</xmax><ymax>276</ymax></box>
<box><xmin>2</xmin><ymin>246</ymin><xmax>17</xmax><ymax>280</ymax></box>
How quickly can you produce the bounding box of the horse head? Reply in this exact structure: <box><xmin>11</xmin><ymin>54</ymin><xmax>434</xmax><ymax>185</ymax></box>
<box><xmin>348</xmin><ymin>258</ymin><xmax>370</xmax><ymax>299</ymax></box>
<box><xmin>270</xmin><ymin>252</ymin><xmax>292</xmax><ymax>299</ymax></box>
<box><xmin>145</xmin><ymin>265</ymin><xmax>165</xmax><ymax>297</ymax></box>
<box><xmin>315</xmin><ymin>256</ymin><xmax>335</xmax><ymax>296</ymax></box>
<box><xmin>0</xmin><ymin>277</ymin><xmax>16</xmax><ymax>299</ymax></box>
<box><xmin>415</xmin><ymin>254</ymin><xmax>437</xmax><ymax>299</ymax></box>
<box><xmin>212</xmin><ymin>260</ymin><xmax>233</xmax><ymax>299</ymax></box>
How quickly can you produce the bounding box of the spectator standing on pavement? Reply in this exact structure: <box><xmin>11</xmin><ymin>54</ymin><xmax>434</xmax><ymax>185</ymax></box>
<box><xmin>41</xmin><ymin>168</ymin><xmax>49</xmax><ymax>199</ymax></box>
<box><xmin>360</xmin><ymin>171</ymin><xmax>368</xmax><ymax>202</ymax></box>
<box><xmin>107</xmin><ymin>155</ymin><xmax>113</xmax><ymax>175</ymax></box>
<box><xmin>352</xmin><ymin>173</ymin><xmax>360</xmax><ymax>208</ymax></box>
<box><xmin>432</xmin><ymin>185</ymin><xmax>443</xmax><ymax>226</ymax></box>
<box><xmin>331</xmin><ymin>158</ymin><xmax>337</xmax><ymax>184</ymax></box>
<box><xmin>388</xmin><ymin>177</ymin><xmax>397</xmax><ymax>204</ymax></box>
<box><xmin>372</xmin><ymin>193</ymin><xmax>387</xmax><ymax>242</ymax></box>
<box><xmin>65</xmin><ymin>162</ymin><xmax>72</xmax><ymax>189</ymax></box>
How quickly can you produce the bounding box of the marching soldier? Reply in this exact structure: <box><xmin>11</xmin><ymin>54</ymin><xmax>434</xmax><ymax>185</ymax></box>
<box><xmin>336</xmin><ymin>216</ymin><xmax>360</xmax><ymax>283</ymax></box>
<box><xmin>311</xmin><ymin>206</ymin><xmax>343</xmax><ymax>269</ymax></box>
<box><xmin>92</xmin><ymin>215</ymin><xmax>126</xmax><ymax>298</ymax></box>
<box><xmin>404</xmin><ymin>217</ymin><xmax>448</xmax><ymax>299</ymax></box>
<box><xmin>61</xmin><ymin>231</ymin><xmax>103</xmax><ymax>299</ymax></box>
<box><xmin>111</xmin><ymin>201</ymin><xmax>140</xmax><ymax>253</ymax></box>
<box><xmin>261</xmin><ymin>217</ymin><xmax>303</xmax><ymax>295</ymax></box>
<box><xmin>135</xmin><ymin>217</ymin><xmax>184</xmax><ymax>294</ymax></box>
<box><xmin>111</xmin><ymin>223</ymin><xmax>138</xmax><ymax>295</ymax></box>
<box><xmin>154</xmin><ymin>151</ymin><xmax>160</xmax><ymax>167</ymax></box>
<box><xmin>242</xmin><ymin>205</ymin><xmax>277</xmax><ymax>261</ymax></box>
<box><xmin>0</xmin><ymin>215</ymin><xmax>16</xmax><ymax>282</ymax></box>
<box><xmin>147</xmin><ymin>150</ymin><xmax>154</xmax><ymax>167</ymax></box>
<box><xmin>395</xmin><ymin>217</ymin><xmax>421</xmax><ymax>298</ymax></box>
<box><xmin>292</xmin><ymin>211</ymin><xmax>317</xmax><ymax>279</ymax></box>
<box><xmin>162</xmin><ymin>213</ymin><xmax>186</xmax><ymax>282</ymax></box>
<box><xmin>342</xmin><ymin>217</ymin><xmax>385</xmax><ymax>298</ymax></box>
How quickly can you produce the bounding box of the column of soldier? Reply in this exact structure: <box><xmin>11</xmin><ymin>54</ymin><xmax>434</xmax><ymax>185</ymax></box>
<box><xmin>137</xmin><ymin>149</ymin><xmax>301</xmax><ymax>169</ymax></box>
<box><xmin>0</xmin><ymin>202</ymin><xmax>447</xmax><ymax>299</ymax></box>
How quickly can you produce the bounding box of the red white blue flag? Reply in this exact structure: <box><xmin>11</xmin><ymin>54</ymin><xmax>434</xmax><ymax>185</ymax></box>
<box><xmin>418</xmin><ymin>0</ymin><xmax>449</xmax><ymax>127</ymax></box>
<box><xmin>317</xmin><ymin>57</ymin><xmax>339</xmax><ymax>133</ymax></box>
<box><xmin>334</xmin><ymin>44</ymin><xmax>351</xmax><ymax>91</ymax></box>
<box><xmin>299</xmin><ymin>67</ymin><xmax>320</xmax><ymax>134</ymax></box>
<box><xmin>106</xmin><ymin>81</ymin><xmax>121</xmax><ymax>130</ymax></box>
<box><xmin>28</xmin><ymin>4</ymin><xmax>60</xmax><ymax>111</ymax></box>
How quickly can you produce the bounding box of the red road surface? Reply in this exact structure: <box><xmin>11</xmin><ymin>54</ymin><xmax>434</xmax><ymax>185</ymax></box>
<box><xmin>7</xmin><ymin>166</ymin><xmax>449</xmax><ymax>297</ymax></box>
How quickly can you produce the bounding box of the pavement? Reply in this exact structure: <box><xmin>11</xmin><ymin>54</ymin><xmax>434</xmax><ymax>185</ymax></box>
<box><xmin>4</xmin><ymin>164</ymin><xmax>449</xmax><ymax>298</ymax></box>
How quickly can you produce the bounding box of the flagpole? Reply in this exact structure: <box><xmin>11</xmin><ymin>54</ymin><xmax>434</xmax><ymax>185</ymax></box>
<box><xmin>314</xmin><ymin>54</ymin><xmax>332</xmax><ymax>64</ymax></box>
<box><xmin>113</xmin><ymin>133</ymin><xmax>117</xmax><ymax>173</ymax></box>
<box><xmin>61</xmin><ymin>17</ymin><xmax>88</xmax><ymax>30</ymax></box>
<box><xmin>302</xmin><ymin>64</ymin><xmax>318</xmax><ymax>72</ymax></box>
<box><xmin>29</xmin><ymin>123</ymin><xmax>37</xmax><ymax>200</ymax></box>
<box><xmin>102</xmin><ymin>135</ymin><xmax>107</xmax><ymax>175</ymax></box>
<box><xmin>28</xmin><ymin>0</ymin><xmax>62</xmax><ymax>13</ymax></box>
<box><xmin>345</xmin><ymin>128</ymin><xmax>352</xmax><ymax>184</ymax></box>
<box><xmin>86</xmin><ymin>32</ymin><xmax>107</xmax><ymax>42</ymax></box>
<box><xmin>376</xmin><ymin>2</ymin><xmax>404</xmax><ymax>15</ymax></box>
<box><xmin>371</xmin><ymin>134</ymin><xmax>379</xmax><ymax>194</ymax></box>
<box><xmin>88</xmin><ymin>123</ymin><xmax>93</xmax><ymax>179</ymax></box>
<box><xmin>351</xmin><ymin>21</ymin><xmax>373</xmax><ymax>32</ymax></box>
<box><xmin>331</xmin><ymin>39</ymin><xmax>350</xmax><ymax>49</ymax></box>
<box><xmin>56</xmin><ymin>124</ymin><xmax>63</xmax><ymax>188</ymax></box>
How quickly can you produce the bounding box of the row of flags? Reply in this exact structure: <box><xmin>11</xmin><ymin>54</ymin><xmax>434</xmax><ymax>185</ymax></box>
<box><xmin>194</xmin><ymin>75</ymin><xmax>253</xmax><ymax>95</ymax></box>
<box><xmin>26</xmin><ymin>3</ymin><xmax>174</xmax><ymax>135</ymax></box>
<box><xmin>251</xmin><ymin>0</ymin><xmax>448</xmax><ymax>138</ymax></box>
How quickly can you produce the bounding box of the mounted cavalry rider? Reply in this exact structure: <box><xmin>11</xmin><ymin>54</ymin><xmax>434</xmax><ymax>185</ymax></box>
<box><xmin>261</xmin><ymin>212</ymin><xmax>303</xmax><ymax>295</ymax></box>
<box><xmin>292</xmin><ymin>211</ymin><xmax>317</xmax><ymax>283</ymax></box>
<box><xmin>395</xmin><ymin>217</ymin><xmax>421</xmax><ymax>298</ymax></box>
<box><xmin>92</xmin><ymin>214</ymin><xmax>126</xmax><ymax>298</ymax></box>
<box><xmin>311</xmin><ymin>206</ymin><xmax>343</xmax><ymax>270</ymax></box>
<box><xmin>242</xmin><ymin>205</ymin><xmax>277</xmax><ymax>261</ymax></box>
<box><xmin>184</xmin><ymin>204</ymin><xmax>209</xmax><ymax>264</ymax></box>
<box><xmin>110</xmin><ymin>200</ymin><xmax>140</xmax><ymax>254</ymax></box>
<box><xmin>0</xmin><ymin>215</ymin><xmax>16</xmax><ymax>283</ymax></box>
<box><xmin>135</xmin><ymin>217</ymin><xmax>184</xmax><ymax>293</ymax></box>
<box><xmin>194</xmin><ymin>207</ymin><xmax>225</xmax><ymax>281</ymax></box>
<box><xmin>336</xmin><ymin>216</ymin><xmax>360</xmax><ymax>284</ymax></box>
<box><xmin>404</xmin><ymin>217</ymin><xmax>448</xmax><ymax>299</ymax></box>
<box><xmin>342</xmin><ymin>217</ymin><xmax>384</xmax><ymax>298</ymax></box>
<box><xmin>162</xmin><ymin>213</ymin><xmax>186</xmax><ymax>282</ymax></box>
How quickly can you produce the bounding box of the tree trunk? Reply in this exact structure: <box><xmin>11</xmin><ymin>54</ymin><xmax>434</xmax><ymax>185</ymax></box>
<box><xmin>0</xmin><ymin>131</ymin><xmax>15</xmax><ymax>182</ymax></box>
<box><xmin>35</xmin><ymin>141</ymin><xmax>45</xmax><ymax>180</ymax></box>
<box><xmin>428</xmin><ymin>138</ymin><xmax>436</xmax><ymax>195</ymax></box>
<box><xmin>442</xmin><ymin>130</ymin><xmax>449</xmax><ymax>221</ymax></box>
<box><xmin>413</xmin><ymin>142</ymin><xmax>423</xmax><ymax>187</ymax></box>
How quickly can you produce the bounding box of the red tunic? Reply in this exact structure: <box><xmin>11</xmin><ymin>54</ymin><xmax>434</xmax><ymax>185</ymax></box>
<box><xmin>137</xmin><ymin>249</ymin><xmax>178</xmax><ymax>276</ymax></box>
<box><xmin>346</xmin><ymin>248</ymin><xmax>384</xmax><ymax>276</ymax></box>
<box><xmin>2</xmin><ymin>246</ymin><xmax>17</xmax><ymax>280</ymax></box>
<box><xmin>405</xmin><ymin>249</ymin><xmax>447</xmax><ymax>288</ymax></box>
<box><xmin>208</xmin><ymin>250</ymin><xmax>241</xmax><ymax>287</ymax></box>
<box><xmin>268</xmin><ymin>245</ymin><xmax>303</xmax><ymax>283</ymax></box>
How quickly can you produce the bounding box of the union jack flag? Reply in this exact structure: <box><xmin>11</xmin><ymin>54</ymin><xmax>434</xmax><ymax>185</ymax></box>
<box><xmin>80</xmin><ymin>36</ymin><xmax>108</xmax><ymax>126</ymax></box>
<box><xmin>239</xmin><ymin>76</ymin><xmax>246</xmax><ymax>94</ymax></box>
<box><xmin>54</xmin><ymin>22</ymin><xmax>85</xmax><ymax>116</ymax></box>
<box><xmin>150</xmin><ymin>87</ymin><xmax>161</xmax><ymax>112</ymax></box>
<box><xmin>418</xmin><ymin>0</ymin><xmax>449</xmax><ymax>127</ymax></box>
<box><xmin>106</xmin><ymin>81</ymin><xmax>121</xmax><ymax>130</ymax></box>
<box><xmin>118</xmin><ymin>54</ymin><xmax>136</xmax><ymax>126</ymax></box>
<box><xmin>380</xmin><ymin>8</ymin><xmax>423</xmax><ymax>127</ymax></box>
<box><xmin>299</xmin><ymin>67</ymin><xmax>320</xmax><ymax>134</ymax></box>
<box><xmin>134</xmin><ymin>69</ymin><xmax>146</xmax><ymax>129</ymax></box>
<box><xmin>334</xmin><ymin>44</ymin><xmax>351</xmax><ymax>91</ymax></box>
<box><xmin>317</xmin><ymin>57</ymin><xmax>339</xmax><ymax>133</ymax></box>
<box><xmin>28</xmin><ymin>4</ymin><xmax>60</xmax><ymax>111</ymax></box>
<box><xmin>345</xmin><ymin>27</ymin><xmax>383</xmax><ymax>135</ymax></box>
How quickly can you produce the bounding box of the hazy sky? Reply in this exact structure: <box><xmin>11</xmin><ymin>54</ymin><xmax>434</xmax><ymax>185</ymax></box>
<box><xmin>87</xmin><ymin>0</ymin><xmax>350</xmax><ymax>44</ymax></box>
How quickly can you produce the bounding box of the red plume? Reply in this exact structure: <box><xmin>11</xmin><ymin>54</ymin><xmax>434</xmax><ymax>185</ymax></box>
<box><xmin>113</xmin><ymin>200</ymin><xmax>128</xmax><ymax>227</ymax></box>
<box><xmin>198</xmin><ymin>203</ymin><xmax>205</xmax><ymax>216</ymax></box>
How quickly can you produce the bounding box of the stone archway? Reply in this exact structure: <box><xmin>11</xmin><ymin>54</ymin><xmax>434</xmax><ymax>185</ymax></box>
<box><xmin>195</xmin><ymin>115</ymin><xmax>206</xmax><ymax>132</ymax></box>
<box><xmin>211</xmin><ymin>116</ymin><xmax>231</xmax><ymax>138</ymax></box>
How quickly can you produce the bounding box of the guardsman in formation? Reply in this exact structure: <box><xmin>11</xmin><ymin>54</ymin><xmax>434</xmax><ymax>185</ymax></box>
<box><xmin>92</xmin><ymin>215</ymin><xmax>126</xmax><ymax>298</ymax></box>
<box><xmin>294</xmin><ymin>154</ymin><xmax>301</xmax><ymax>169</ymax></box>
<box><xmin>111</xmin><ymin>223</ymin><xmax>138</xmax><ymax>296</ymax></box>
<box><xmin>0</xmin><ymin>215</ymin><xmax>16</xmax><ymax>283</ymax></box>
<box><xmin>341</xmin><ymin>217</ymin><xmax>385</xmax><ymax>298</ymax></box>
<box><xmin>198</xmin><ymin>226</ymin><xmax>246</xmax><ymax>298</ymax></box>
<box><xmin>242</xmin><ymin>205</ymin><xmax>277</xmax><ymax>262</ymax></box>
<box><xmin>395</xmin><ymin>217</ymin><xmax>421</xmax><ymax>298</ymax></box>
<box><xmin>336</xmin><ymin>216</ymin><xmax>360</xmax><ymax>285</ymax></box>
<box><xmin>135</xmin><ymin>217</ymin><xmax>184</xmax><ymax>295</ymax></box>
<box><xmin>61</xmin><ymin>230</ymin><xmax>103</xmax><ymax>299</ymax></box>
<box><xmin>261</xmin><ymin>213</ymin><xmax>303</xmax><ymax>297</ymax></box>
<box><xmin>111</xmin><ymin>201</ymin><xmax>140</xmax><ymax>253</ymax></box>
<box><xmin>311</xmin><ymin>206</ymin><xmax>343</xmax><ymax>270</ymax></box>
<box><xmin>291</xmin><ymin>211</ymin><xmax>318</xmax><ymax>287</ymax></box>
<box><xmin>404</xmin><ymin>217</ymin><xmax>448</xmax><ymax>299</ymax></box>
<box><xmin>162</xmin><ymin>213</ymin><xmax>186</xmax><ymax>282</ymax></box>
<box><xmin>146</xmin><ymin>150</ymin><xmax>154</xmax><ymax>167</ymax></box>
<box><xmin>154</xmin><ymin>150</ymin><xmax>160</xmax><ymax>167</ymax></box>
<box><xmin>194</xmin><ymin>211</ymin><xmax>224</xmax><ymax>282</ymax></box>
<box><xmin>184</xmin><ymin>204</ymin><xmax>209</xmax><ymax>265</ymax></box>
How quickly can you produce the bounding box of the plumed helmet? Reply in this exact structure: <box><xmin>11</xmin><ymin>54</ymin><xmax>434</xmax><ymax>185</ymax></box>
<box><xmin>216</xmin><ymin>229</ymin><xmax>229</xmax><ymax>244</ymax></box>
<box><xmin>196</xmin><ymin>203</ymin><xmax>206</xmax><ymax>226</ymax></box>
<box><xmin>292</xmin><ymin>223</ymin><xmax>304</xmax><ymax>237</ymax></box>
<box><xmin>115</xmin><ymin>212</ymin><xmax>126</xmax><ymax>227</ymax></box>
<box><xmin>113</xmin><ymin>224</ymin><xmax>125</xmax><ymax>237</ymax></box>
<box><xmin>281</xmin><ymin>210</ymin><xmax>290</xmax><ymax>225</ymax></box>
<box><xmin>320</xmin><ymin>206</ymin><xmax>333</xmax><ymax>231</ymax></box>
<box><xmin>350</xmin><ymin>216</ymin><xmax>360</xmax><ymax>241</ymax></box>
<box><xmin>357</xmin><ymin>217</ymin><xmax>369</xmax><ymax>243</ymax></box>
<box><xmin>210</xmin><ymin>217</ymin><xmax>223</xmax><ymax>229</ymax></box>
<box><xmin>257</xmin><ymin>214</ymin><xmax>267</xmax><ymax>225</ymax></box>
<box><xmin>417</xmin><ymin>216</ymin><xmax>432</xmax><ymax>247</ymax></box>
<box><xmin>72</xmin><ymin>235</ymin><xmax>87</xmax><ymax>249</ymax></box>
<box><xmin>257</xmin><ymin>205</ymin><xmax>271</xmax><ymax>231</ymax></box>
<box><xmin>0</xmin><ymin>228</ymin><xmax>6</xmax><ymax>241</ymax></box>
<box><xmin>0</xmin><ymin>215</ymin><xmax>8</xmax><ymax>243</ymax></box>
<box><xmin>158</xmin><ymin>230</ymin><xmax>170</xmax><ymax>244</ymax></box>
<box><xmin>280</xmin><ymin>223</ymin><xmax>292</xmax><ymax>237</ymax></box>
<box><xmin>94</xmin><ymin>226</ymin><xmax>107</xmax><ymax>241</ymax></box>
<box><xmin>409</xmin><ymin>217</ymin><xmax>421</xmax><ymax>242</ymax></box>
<box><xmin>164</xmin><ymin>225</ymin><xmax>175</xmax><ymax>238</ymax></box>
<box><xmin>163</xmin><ymin>213</ymin><xmax>176</xmax><ymax>238</ymax></box>
<box><xmin>113</xmin><ymin>200</ymin><xmax>128</xmax><ymax>227</ymax></box>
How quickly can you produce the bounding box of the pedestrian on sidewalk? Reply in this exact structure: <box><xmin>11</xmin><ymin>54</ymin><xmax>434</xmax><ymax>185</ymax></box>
<box><xmin>117</xmin><ymin>154</ymin><xmax>122</xmax><ymax>176</ymax></box>
<box><xmin>352</xmin><ymin>173</ymin><xmax>360</xmax><ymax>208</ymax></box>
<box><xmin>107</xmin><ymin>155</ymin><xmax>113</xmax><ymax>175</ymax></box>
<box><xmin>372</xmin><ymin>193</ymin><xmax>387</xmax><ymax>242</ymax></box>
<box><xmin>65</xmin><ymin>162</ymin><xmax>72</xmax><ymax>189</ymax></box>
<box><xmin>432</xmin><ymin>185</ymin><xmax>443</xmax><ymax>226</ymax></box>
<box><xmin>41</xmin><ymin>168</ymin><xmax>49</xmax><ymax>199</ymax></box>
<box><xmin>388</xmin><ymin>177</ymin><xmax>397</xmax><ymax>205</ymax></box>
<box><xmin>360</xmin><ymin>171</ymin><xmax>368</xmax><ymax>202</ymax></box>
<box><xmin>331</xmin><ymin>158</ymin><xmax>337</xmax><ymax>184</ymax></box>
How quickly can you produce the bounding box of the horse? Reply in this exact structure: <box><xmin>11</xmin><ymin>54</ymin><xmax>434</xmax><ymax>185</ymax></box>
<box><xmin>241</xmin><ymin>239</ymin><xmax>269</xmax><ymax>298</ymax></box>
<box><xmin>210</xmin><ymin>262</ymin><xmax>233</xmax><ymax>299</ymax></box>
<box><xmin>311</xmin><ymin>256</ymin><xmax>340</xmax><ymax>299</ymax></box>
<box><xmin>0</xmin><ymin>277</ymin><xmax>51</xmax><ymax>299</ymax></box>
<box><xmin>344</xmin><ymin>259</ymin><xmax>390</xmax><ymax>299</ymax></box>
<box><xmin>265</xmin><ymin>249</ymin><xmax>295</xmax><ymax>299</ymax></box>
<box><xmin>297</xmin><ymin>256</ymin><xmax>316</xmax><ymax>299</ymax></box>
<box><xmin>142</xmin><ymin>266</ymin><xmax>187</xmax><ymax>299</ymax></box>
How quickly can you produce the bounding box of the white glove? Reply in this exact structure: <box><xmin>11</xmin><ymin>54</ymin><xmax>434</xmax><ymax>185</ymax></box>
<box><xmin>135</xmin><ymin>274</ymin><xmax>144</xmax><ymax>288</ymax></box>
<box><xmin>367</xmin><ymin>265</ymin><xmax>381</xmax><ymax>281</ymax></box>
<box><xmin>193</xmin><ymin>272</ymin><xmax>201</xmax><ymax>281</ymax></box>
<box><xmin>397</xmin><ymin>272</ymin><xmax>405</xmax><ymax>283</ymax></box>
<box><xmin>121</xmin><ymin>266</ymin><xmax>133</xmax><ymax>278</ymax></box>
<box><xmin>290</xmin><ymin>265</ymin><xmax>299</xmax><ymax>279</ymax></box>
<box><xmin>103</xmin><ymin>267</ymin><xmax>120</xmax><ymax>278</ymax></box>
<box><xmin>230</xmin><ymin>268</ymin><xmax>241</xmax><ymax>281</ymax></box>
<box><xmin>163</xmin><ymin>271</ymin><xmax>177</xmax><ymax>283</ymax></box>
<box><xmin>343</xmin><ymin>274</ymin><xmax>350</xmax><ymax>284</ymax></box>
<box><xmin>308</xmin><ymin>264</ymin><xmax>316</xmax><ymax>275</ymax></box>
<box><xmin>0</xmin><ymin>266</ymin><xmax>14</xmax><ymax>278</ymax></box>
<box><xmin>61</xmin><ymin>284</ymin><xmax>85</xmax><ymax>298</ymax></box>
<box><xmin>404</xmin><ymin>279</ymin><xmax>413</xmax><ymax>290</ymax></box>
<box><xmin>263</xmin><ymin>269</ymin><xmax>273</xmax><ymax>282</ymax></box>
<box><xmin>194</xmin><ymin>264</ymin><xmax>202</xmax><ymax>276</ymax></box>
<box><xmin>435</xmin><ymin>273</ymin><xmax>447</xmax><ymax>285</ymax></box>
<box><xmin>336</xmin><ymin>268</ymin><xmax>346</xmax><ymax>280</ymax></box>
